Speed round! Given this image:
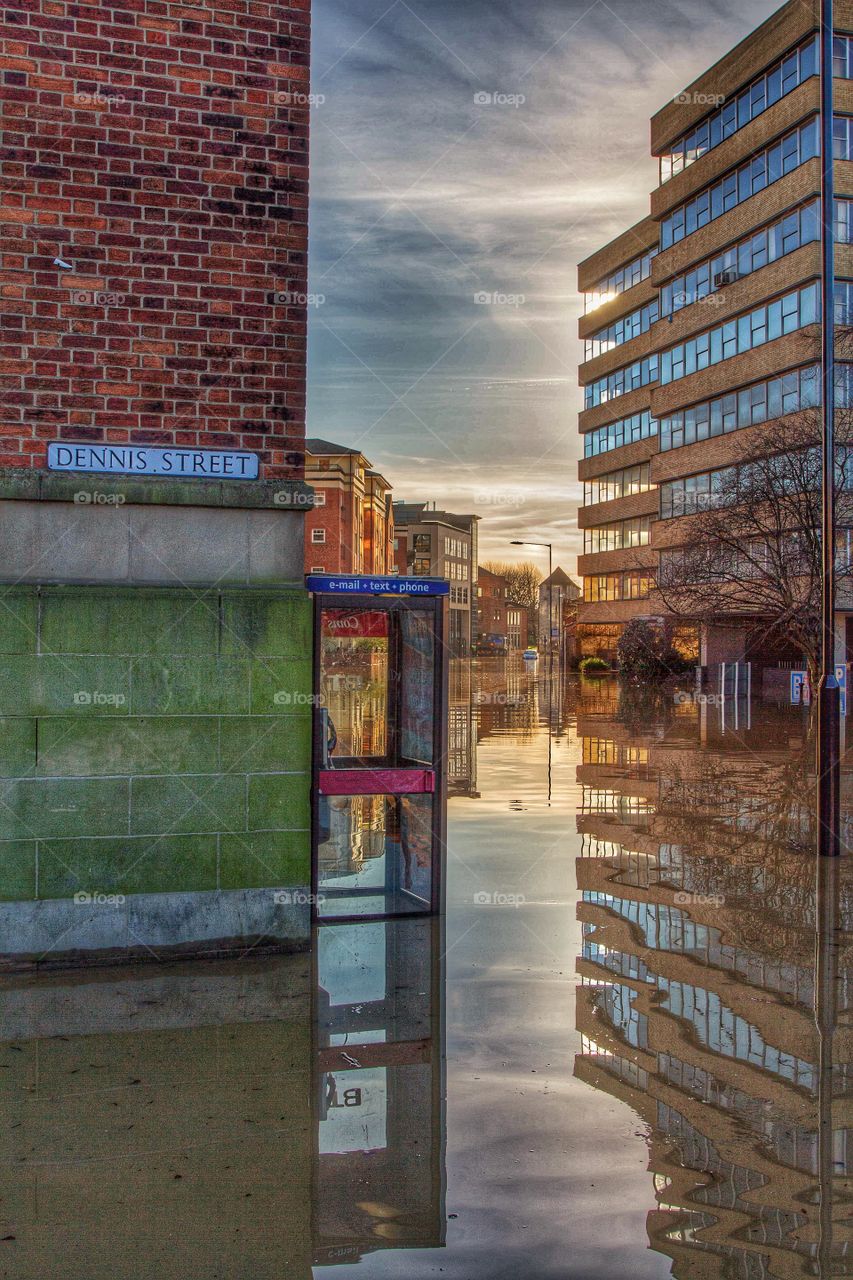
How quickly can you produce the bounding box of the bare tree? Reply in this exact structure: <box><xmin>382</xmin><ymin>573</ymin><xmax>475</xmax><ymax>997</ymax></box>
<box><xmin>481</xmin><ymin>560</ymin><xmax>543</xmax><ymax>614</ymax></box>
<box><xmin>653</xmin><ymin>411</ymin><xmax>853</xmax><ymax>682</ymax></box>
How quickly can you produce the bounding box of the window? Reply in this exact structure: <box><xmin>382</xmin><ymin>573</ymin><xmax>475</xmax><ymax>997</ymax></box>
<box><xmin>313</xmin><ymin>490</ymin><xmax>326</xmax><ymax>506</ymax></box>
<box><xmin>660</xmin><ymin>118</ymin><xmax>819</xmax><ymax>249</ymax></box>
<box><xmin>310</xmin><ymin>564</ymin><xmax>324</xmax><ymax>572</ymax></box>
<box><xmin>413</xmin><ymin>556</ymin><xmax>431</xmax><ymax>575</ymax></box>
<box><xmin>583</xmin><ymin>249</ymin><xmax>657</xmax><ymax>314</ymax></box>
<box><xmin>659</xmin><ymin>37</ymin><xmax>818</xmax><ymax>183</ymax></box>
<box><xmin>311</xmin><ymin>529</ymin><xmax>326</xmax><ymax>544</ymax></box>
<box><xmin>583</xmin><ymin>516</ymin><xmax>651</xmax><ymax>554</ymax></box>
<box><xmin>413</xmin><ymin>533</ymin><xmax>431</xmax><ymax>552</ymax></box>
<box><xmin>836</xmin><ymin>280</ymin><xmax>853</xmax><ymax>325</ymax></box>
<box><xmin>583</xmin><ymin>463</ymin><xmax>653</xmax><ymax>505</ymax></box>
<box><xmin>834</xmin><ymin>115</ymin><xmax>853</xmax><ymax>158</ymax></box>
<box><xmin>584</xmin><ymin>355</ymin><xmax>658</xmax><ymax>410</ymax></box>
<box><xmin>584</xmin><ymin>409</ymin><xmax>657</xmax><ymax>459</ymax></box>
<box><xmin>660</xmin><ymin>200</ymin><xmax>820</xmax><ymax>318</ymax></box>
<box><xmin>585</xmin><ymin>299</ymin><xmax>660</xmax><ymax>359</ymax></box>
<box><xmin>660</xmin><ymin>284</ymin><xmax>819</xmax><ymax>386</ymax></box>
<box><xmin>836</xmin><ymin>198</ymin><xmax>853</xmax><ymax>243</ymax></box>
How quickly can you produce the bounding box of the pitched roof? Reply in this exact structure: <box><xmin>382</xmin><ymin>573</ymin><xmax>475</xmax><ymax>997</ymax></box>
<box><xmin>305</xmin><ymin>438</ymin><xmax>362</xmax><ymax>457</ymax></box>
<box><xmin>541</xmin><ymin>566</ymin><xmax>580</xmax><ymax>592</ymax></box>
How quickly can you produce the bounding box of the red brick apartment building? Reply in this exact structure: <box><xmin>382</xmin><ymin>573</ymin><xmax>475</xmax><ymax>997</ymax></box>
<box><xmin>304</xmin><ymin>438</ymin><xmax>394</xmax><ymax>574</ymax></box>
<box><xmin>577</xmin><ymin>0</ymin><xmax>853</xmax><ymax>669</ymax></box>
<box><xmin>476</xmin><ymin>566</ymin><xmax>528</xmax><ymax>653</ymax></box>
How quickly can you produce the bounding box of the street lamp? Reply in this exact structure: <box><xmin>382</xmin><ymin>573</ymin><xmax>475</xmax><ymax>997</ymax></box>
<box><xmin>511</xmin><ymin>540</ymin><xmax>553</xmax><ymax>664</ymax></box>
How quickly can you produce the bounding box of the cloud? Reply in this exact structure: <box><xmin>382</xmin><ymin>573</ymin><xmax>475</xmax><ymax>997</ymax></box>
<box><xmin>309</xmin><ymin>0</ymin><xmax>781</xmax><ymax>576</ymax></box>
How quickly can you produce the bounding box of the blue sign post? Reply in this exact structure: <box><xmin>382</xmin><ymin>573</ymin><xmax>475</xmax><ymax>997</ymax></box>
<box><xmin>306</xmin><ymin>574</ymin><xmax>449</xmax><ymax>597</ymax></box>
<box><xmin>836</xmin><ymin>664</ymin><xmax>848</xmax><ymax>717</ymax></box>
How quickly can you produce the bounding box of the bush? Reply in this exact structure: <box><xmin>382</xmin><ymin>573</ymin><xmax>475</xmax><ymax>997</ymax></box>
<box><xmin>616</xmin><ymin>619</ymin><xmax>692</xmax><ymax>684</ymax></box>
<box><xmin>579</xmin><ymin>656</ymin><xmax>610</xmax><ymax>674</ymax></box>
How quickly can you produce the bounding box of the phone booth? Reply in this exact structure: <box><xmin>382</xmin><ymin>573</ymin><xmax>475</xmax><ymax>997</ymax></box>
<box><xmin>308</xmin><ymin>574</ymin><xmax>449</xmax><ymax>921</ymax></box>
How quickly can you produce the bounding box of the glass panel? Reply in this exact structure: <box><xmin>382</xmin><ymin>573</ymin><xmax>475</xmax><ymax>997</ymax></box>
<box><xmin>321</xmin><ymin>608</ymin><xmax>390</xmax><ymax>762</ymax></box>
<box><xmin>316</xmin><ymin>793</ymin><xmax>434</xmax><ymax>916</ymax></box>
<box><xmin>401</xmin><ymin>610</ymin><xmax>436</xmax><ymax>765</ymax></box>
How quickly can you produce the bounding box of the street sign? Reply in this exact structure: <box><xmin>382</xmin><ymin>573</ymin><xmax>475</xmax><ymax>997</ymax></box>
<box><xmin>791</xmin><ymin>671</ymin><xmax>811</xmax><ymax>705</ymax></box>
<box><xmin>307</xmin><ymin>574</ymin><xmax>449</xmax><ymax>597</ymax></box>
<box><xmin>837</xmin><ymin>664</ymin><xmax>848</xmax><ymax>717</ymax></box>
<box><xmin>47</xmin><ymin>443</ymin><xmax>259</xmax><ymax>479</ymax></box>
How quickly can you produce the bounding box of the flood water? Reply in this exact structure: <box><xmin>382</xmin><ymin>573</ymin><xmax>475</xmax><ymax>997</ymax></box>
<box><xmin>1</xmin><ymin>659</ymin><xmax>850</xmax><ymax>1278</ymax></box>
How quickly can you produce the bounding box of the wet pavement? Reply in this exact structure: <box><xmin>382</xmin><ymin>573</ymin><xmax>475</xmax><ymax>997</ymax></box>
<box><xmin>1</xmin><ymin>659</ymin><xmax>850</xmax><ymax>1278</ymax></box>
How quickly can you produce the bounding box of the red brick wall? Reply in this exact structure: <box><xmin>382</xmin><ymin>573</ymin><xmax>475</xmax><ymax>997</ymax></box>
<box><xmin>0</xmin><ymin>0</ymin><xmax>310</xmax><ymax>478</ymax></box>
<box><xmin>305</xmin><ymin>484</ymin><xmax>349</xmax><ymax>573</ymax></box>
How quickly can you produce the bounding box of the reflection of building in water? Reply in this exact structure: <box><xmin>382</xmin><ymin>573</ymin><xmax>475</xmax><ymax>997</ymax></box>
<box><xmin>313</xmin><ymin>918</ymin><xmax>445</xmax><ymax>1266</ymax></box>
<box><xmin>448</xmin><ymin>659</ymin><xmax>479</xmax><ymax>797</ymax></box>
<box><xmin>574</xmin><ymin>697</ymin><xmax>853</xmax><ymax>1277</ymax></box>
<box><xmin>318</xmin><ymin>794</ymin><xmax>388</xmax><ymax>880</ymax></box>
<box><xmin>322</xmin><ymin>656</ymin><xmax>388</xmax><ymax>759</ymax></box>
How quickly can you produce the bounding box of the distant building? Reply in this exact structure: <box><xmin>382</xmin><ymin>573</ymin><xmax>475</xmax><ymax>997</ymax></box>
<box><xmin>393</xmin><ymin>503</ymin><xmax>479</xmax><ymax>654</ymax></box>
<box><xmin>538</xmin><ymin>567</ymin><xmax>581</xmax><ymax>653</ymax></box>
<box><xmin>476</xmin><ymin>568</ymin><xmax>528</xmax><ymax>653</ymax></box>
<box><xmin>304</xmin><ymin>439</ymin><xmax>394</xmax><ymax>575</ymax></box>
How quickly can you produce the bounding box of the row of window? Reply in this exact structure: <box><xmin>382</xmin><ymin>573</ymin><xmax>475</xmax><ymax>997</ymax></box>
<box><xmin>583</xmin><ymin>462</ymin><xmax>652</xmax><ymax>506</ymax></box>
<box><xmin>659</xmin><ymin>282</ymin><xmax>819</xmax><ymax>385</ymax></box>
<box><xmin>659</xmin><ymin>364</ymin><xmax>820</xmax><ymax>452</ymax></box>
<box><xmin>450</xmin><ymin>585</ymin><xmax>469</xmax><ymax>604</ymax></box>
<box><xmin>660</xmin><ymin>118</ymin><xmax>818</xmax><ymax>250</ymax></box>
<box><xmin>582</xmin><ymin>249</ymin><xmax>657</xmax><ymax>315</ymax></box>
<box><xmin>583</xmin><ymin>515</ymin><xmax>651</xmax><ymax>554</ymax></box>
<box><xmin>446</xmin><ymin>560</ymin><xmax>469</xmax><ymax>580</ymax></box>
<box><xmin>659</xmin><ymin>36</ymin><xmax>818</xmax><ymax>183</ymax></box>
<box><xmin>443</xmin><ymin>536</ymin><xmax>469</xmax><ymax>559</ymax></box>
<box><xmin>659</xmin><ymin>466</ymin><xmax>737</xmax><ymax>520</ymax></box>
<box><xmin>583</xmin><ymin>409</ymin><xmax>657</xmax><ymax>459</ymax></box>
<box><xmin>583</xmin><ymin>572</ymin><xmax>654</xmax><ymax>602</ymax></box>
<box><xmin>659</xmin><ymin>448</ymin><xmax>846</xmax><ymax>520</ymax></box>
<box><xmin>584</xmin><ymin>354</ymin><xmax>658</xmax><ymax>410</ymax></box>
<box><xmin>585</xmin><ymin>299</ymin><xmax>660</xmax><ymax>360</ymax></box>
<box><xmin>660</xmin><ymin>199</ymin><xmax>819</xmax><ymax>318</ymax></box>
<box><xmin>660</xmin><ymin>531</ymin><xmax>853</xmax><ymax>582</ymax></box>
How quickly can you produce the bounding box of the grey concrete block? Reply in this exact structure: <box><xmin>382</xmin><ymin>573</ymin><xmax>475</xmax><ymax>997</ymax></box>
<box><xmin>0</xmin><ymin>501</ymin><xmax>305</xmax><ymax>587</ymax></box>
<box><xmin>0</xmin><ymin>886</ymin><xmax>310</xmax><ymax>971</ymax></box>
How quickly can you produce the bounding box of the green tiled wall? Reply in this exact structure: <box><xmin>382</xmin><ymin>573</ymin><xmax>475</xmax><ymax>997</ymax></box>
<box><xmin>0</xmin><ymin>587</ymin><xmax>313</xmax><ymax>902</ymax></box>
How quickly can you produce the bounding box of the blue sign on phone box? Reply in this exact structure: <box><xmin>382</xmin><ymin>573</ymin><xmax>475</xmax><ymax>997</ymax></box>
<box><xmin>307</xmin><ymin>574</ymin><xmax>449</xmax><ymax>597</ymax></box>
<box><xmin>47</xmin><ymin>443</ymin><xmax>259</xmax><ymax>480</ymax></box>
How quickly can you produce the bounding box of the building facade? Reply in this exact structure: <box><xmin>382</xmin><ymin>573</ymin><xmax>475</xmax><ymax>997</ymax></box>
<box><xmin>0</xmin><ymin>0</ymin><xmax>315</xmax><ymax>966</ymax></box>
<box><xmin>475</xmin><ymin>568</ymin><xmax>529</xmax><ymax>653</ymax></box>
<box><xmin>393</xmin><ymin>503</ymin><xmax>479</xmax><ymax>654</ymax></box>
<box><xmin>304</xmin><ymin>439</ymin><xmax>394</xmax><ymax>574</ymax></box>
<box><xmin>576</xmin><ymin>0</ymin><xmax>853</xmax><ymax>669</ymax></box>
<box><xmin>537</xmin><ymin>567</ymin><xmax>581</xmax><ymax>653</ymax></box>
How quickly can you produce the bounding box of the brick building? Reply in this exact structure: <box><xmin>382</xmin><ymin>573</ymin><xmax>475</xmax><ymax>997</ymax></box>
<box><xmin>537</xmin><ymin>566</ymin><xmax>581</xmax><ymax>654</ymax></box>
<box><xmin>304</xmin><ymin>438</ymin><xmax>393</xmax><ymax>574</ymax></box>
<box><xmin>393</xmin><ymin>502</ymin><xmax>478</xmax><ymax>654</ymax></box>
<box><xmin>475</xmin><ymin>567</ymin><xmax>529</xmax><ymax>653</ymax></box>
<box><xmin>0</xmin><ymin>0</ymin><xmax>316</xmax><ymax>966</ymax></box>
<box><xmin>576</xmin><ymin>0</ymin><xmax>853</xmax><ymax>668</ymax></box>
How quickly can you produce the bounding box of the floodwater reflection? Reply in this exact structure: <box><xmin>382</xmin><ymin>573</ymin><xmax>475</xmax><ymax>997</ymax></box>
<box><xmin>1</xmin><ymin>660</ymin><xmax>850</xmax><ymax>1279</ymax></box>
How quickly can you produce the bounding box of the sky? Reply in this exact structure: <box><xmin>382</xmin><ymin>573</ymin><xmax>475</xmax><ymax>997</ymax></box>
<box><xmin>306</xmin><ymin>0</ymin><xmax>781</xmax><ymax>575</ymax></box>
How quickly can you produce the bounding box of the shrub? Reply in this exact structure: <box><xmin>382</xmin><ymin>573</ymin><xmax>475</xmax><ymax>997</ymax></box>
<box><xmin>616</xmin><ymin>619</ymin><xmax>692</xmax><ymax>684</ymax></box>
<box><xmin>579</xmin><ymin>656</ymin><xmax>610</xmax><ymax>673</ymax></box>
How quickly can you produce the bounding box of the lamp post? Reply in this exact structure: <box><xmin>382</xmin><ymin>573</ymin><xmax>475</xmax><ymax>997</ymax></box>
<box><xmin>816</xmin><ymin>11</ymin><xmax>841</xmax><ymax>1272</ymax></box>
<box><xmin>818</xmin><ymin>0</ymin><xmax>841</xmax><ymax>857</ymax></box>
<box><xmin>510</xmin><ymin>540</ymin><xmax>553</xmax><ymax>664</ymax></box>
